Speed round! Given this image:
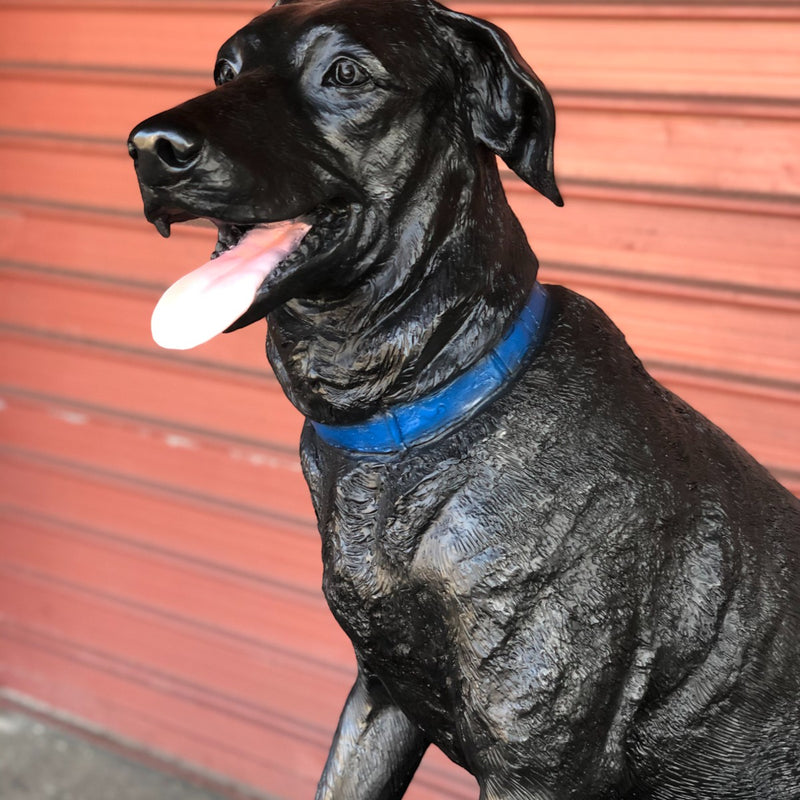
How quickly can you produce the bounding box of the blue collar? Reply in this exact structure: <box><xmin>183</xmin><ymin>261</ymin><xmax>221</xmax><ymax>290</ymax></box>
<box><xmin>310</xmin><ymin>282</ymin><xmax>550</xmax><ymax>455</ymax></box>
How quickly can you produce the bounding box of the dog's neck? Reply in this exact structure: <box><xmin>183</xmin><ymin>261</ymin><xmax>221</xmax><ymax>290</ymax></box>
<box><xmin>266</xmin><ymin>160</ymin><xmax>539</xmax><ymax>426</ymax></box>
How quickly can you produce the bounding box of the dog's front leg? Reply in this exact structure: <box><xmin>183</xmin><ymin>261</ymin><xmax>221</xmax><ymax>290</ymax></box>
<box><xmin>316</xmin><ymin>668</ymin><xmax>428</xmax><ymax>800</ymax></box>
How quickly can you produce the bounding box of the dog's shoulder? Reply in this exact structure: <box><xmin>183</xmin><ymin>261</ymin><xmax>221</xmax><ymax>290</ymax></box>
<box><xmin>408</xmin><ymin>283</ymin><xmax>798</xmax><ymax>614</ymax></box>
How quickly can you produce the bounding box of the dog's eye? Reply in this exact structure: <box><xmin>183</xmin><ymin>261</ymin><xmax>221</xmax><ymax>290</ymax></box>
<box><xmin>214</xmin><ymin>60</ymin><xmax>238</xmax><ymax>86</ymax></box>
<box><xmin>324</xmin><ymin>58</ymin><xmax>369</xmax><ymax>88</ymax></box>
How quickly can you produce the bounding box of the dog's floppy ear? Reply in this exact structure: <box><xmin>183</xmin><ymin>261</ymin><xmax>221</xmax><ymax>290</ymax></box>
<box><xmin>434</xmin><ymin>4</ymin><xmax>563</xmax><ymax>206</ymax></box>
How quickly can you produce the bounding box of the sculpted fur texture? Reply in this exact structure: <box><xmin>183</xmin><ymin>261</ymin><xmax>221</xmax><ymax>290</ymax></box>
<box><xmin>128</xmin><ymin>1</ymin><xmax>800</xmax><ymax>797</ymax></box>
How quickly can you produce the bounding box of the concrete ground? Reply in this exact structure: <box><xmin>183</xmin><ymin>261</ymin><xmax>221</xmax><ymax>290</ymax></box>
<box><xmin>0</xmin><ymin>707</ymin><xmax>236</xmax><ymax>800</ymax></box>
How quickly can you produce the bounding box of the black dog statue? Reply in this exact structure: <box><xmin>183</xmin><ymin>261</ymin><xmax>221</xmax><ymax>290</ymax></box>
<box><xmin>128</xmin><ymin>1</ymin><xmax>800</xmax><ymax>797</ymax></box>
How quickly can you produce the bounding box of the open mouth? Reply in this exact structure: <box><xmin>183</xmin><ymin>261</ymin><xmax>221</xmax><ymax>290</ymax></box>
<box><xmin>150</xmin><ymin>202</ymin><xmax>351</xmax><ymax>350</ymax></box>
<box><xmin>211</xmin><ymin>222</ymin><xmax>256</xmax><ymax>259</ymax></box>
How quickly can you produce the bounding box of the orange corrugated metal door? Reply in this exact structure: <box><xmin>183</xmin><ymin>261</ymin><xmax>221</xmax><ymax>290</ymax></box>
<box><xmin>0</xmin><ymin>2</ymin><xmax>798</xmax><ymax>798</ymax></box>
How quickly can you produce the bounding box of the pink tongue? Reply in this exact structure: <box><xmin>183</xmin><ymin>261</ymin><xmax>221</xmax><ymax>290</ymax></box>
<box><xmin>151</xmin><ymin>220</ymin><xmax>310</xmax><ymax>350</ymax></box>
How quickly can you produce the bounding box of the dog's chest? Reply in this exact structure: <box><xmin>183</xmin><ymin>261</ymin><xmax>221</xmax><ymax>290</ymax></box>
<box><xmin>315</xmin><ymin>453</ymin><xmax>457</xmax><ymax>659</ymax></box>
<box><xmin>302</xmin><ymin>438</ymin><xmax>483</xmax><ymax>749</ymax></box>
<box><xmin>300</xmin><ymin>429</ymin><xmax>588</xmax><ymax>769</ymax></box>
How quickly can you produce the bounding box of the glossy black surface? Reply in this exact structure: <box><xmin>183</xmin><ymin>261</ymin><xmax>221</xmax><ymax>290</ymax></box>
<box><xmin>129</xmin><ymin>2</ymin><xmax>800</xmax><ymax>798</ymax></box>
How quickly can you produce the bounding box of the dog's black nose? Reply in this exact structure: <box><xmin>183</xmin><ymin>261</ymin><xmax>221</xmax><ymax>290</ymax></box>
<box><xmin>128</xmin><ymin>121</ymin><xmax>203</xmax><ymax>185</ymax></box>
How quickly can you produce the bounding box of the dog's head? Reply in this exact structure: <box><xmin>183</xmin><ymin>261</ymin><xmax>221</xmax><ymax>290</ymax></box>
<box><xmin>129</xmin><ymin>0</ymin><xmax>561</xmax><ymax>351</ymax></box>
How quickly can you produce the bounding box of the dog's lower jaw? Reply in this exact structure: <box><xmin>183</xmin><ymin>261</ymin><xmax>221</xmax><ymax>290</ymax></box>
<box><xmin>265</xmin><ymin>171</ymin><xmax>539</xmax><ymax>426</ymax></box>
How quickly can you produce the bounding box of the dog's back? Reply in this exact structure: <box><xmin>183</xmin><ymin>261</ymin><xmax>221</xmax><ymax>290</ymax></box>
<box><xmin>305</xmin><ymin>286</ymin><xmax>800</xmax><ymax>799</ymax></box>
